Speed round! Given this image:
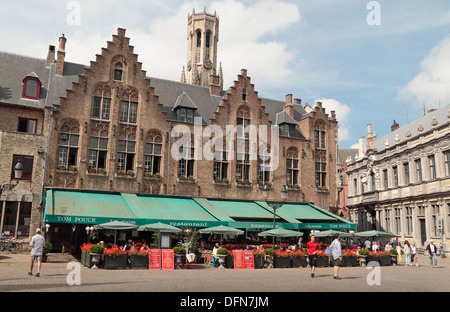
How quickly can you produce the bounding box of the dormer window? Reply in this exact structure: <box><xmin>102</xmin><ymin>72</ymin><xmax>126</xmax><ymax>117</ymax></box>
<box><xmin>177</xmin><ymin>108</ymin><xmax>194</xmax><ymax>123</ymax></box>
<box><xmin>22</xmin><ymin>76</ymin><xmax>41</xmax><ymax>100</ymax></box>
<box><xmin>279</xmin><ymin>124</ymin><xmax>296</xmax><ymax>137</ymax></box>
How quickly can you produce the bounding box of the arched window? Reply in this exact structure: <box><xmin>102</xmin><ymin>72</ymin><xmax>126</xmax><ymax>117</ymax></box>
<box><xmin>196</xmin><ymin>30</ymin><xmax>202</xmax><ymax>48</ymax></box>
<box><xmin>206</xmin><ymin>31</ymin><xmax>211</xmax><ymax>48</ymax></box>
<box><xmin>22</xmin><ymin>76</ymin><xmax>41</xmax><ymax>100</ymax></box>
<box><xmin>57</xmin><ymin>120</ymin><xmax>80</xmax><ymax>170</ymax></box>
<box><xmin>120</xmin><ymin>88</ymin><xmax>138</xmax><ymax>124</ymax></box>
<box><xmin>144</xmin><ymin>130</ymin><xmax>163</xmax><ymax>178</ymax></box>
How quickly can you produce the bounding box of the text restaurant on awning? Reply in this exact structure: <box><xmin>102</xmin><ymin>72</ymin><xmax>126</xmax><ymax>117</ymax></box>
<box><xmin>43</xmin><ymin>189</ymin><xmax>355</xmax><ymax>231</ymax></box>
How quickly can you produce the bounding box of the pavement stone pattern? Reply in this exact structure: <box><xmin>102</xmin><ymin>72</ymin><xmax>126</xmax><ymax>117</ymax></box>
<box><xmin>1</xmin><ymin>251</ymin><xmax>449</xmax><ymax>293</ymax></box>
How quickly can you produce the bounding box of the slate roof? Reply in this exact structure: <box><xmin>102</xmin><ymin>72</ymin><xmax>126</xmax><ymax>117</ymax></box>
<box><xmin>370</xmin><ymin>104</ymin><xmax>450</xmax><ymax>152</ymax></box>
<box><xmin>0</xmin><ymin>50</ymin><xmax>309</xmax><ymax>136</ymax></box>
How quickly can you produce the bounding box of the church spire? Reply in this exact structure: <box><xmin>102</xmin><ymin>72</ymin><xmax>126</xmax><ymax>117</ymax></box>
<box><xmin>181</xmin><ymin>66</ymin><xmax>186</xmax><ymax>83</ymax></box>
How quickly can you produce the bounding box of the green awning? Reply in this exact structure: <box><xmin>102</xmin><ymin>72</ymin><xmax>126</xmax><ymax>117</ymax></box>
<box><xmin>43</xmin><ymin>189</ymin><xmax>355</xmax><ymax>230</ymax></box>
<box><xmin>44</xmin><ymin>189</ymin><xmax>140</xmax><ymax>225</ymax></box>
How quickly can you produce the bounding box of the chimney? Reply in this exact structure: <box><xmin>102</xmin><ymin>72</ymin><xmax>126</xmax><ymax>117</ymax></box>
<box><xmin>367</xmin><ymin>124</ymin><xmax>373</xmax><ymax>149</ymax></box>
<box><xmin>56</xmin><ymin>34</ymin><xmax>66</xmax><ymax>75</ymax></box>
<box><xmin>285</xmin><ymin>94</ymin><xmax>294</xmax><ymax>118</ymax></box>
<box><xmin>293</xmin><ymin>98</ymin><xmax>301</xmax><ymax>105</ymax></box>
<box><xmin>46</xmin><ymin>45</ymin><xmax>55</xmax><ymax>67</ymax></box>
<box><xmin>391</xmin><ymin>120</ymin><xmax>399</xmax><ymax>132</ymax></box>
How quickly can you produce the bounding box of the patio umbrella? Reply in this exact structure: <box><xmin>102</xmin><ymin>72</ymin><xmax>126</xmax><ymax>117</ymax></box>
<box><xmin>312</xmin><ymin>230</ymin><xmax>353</xmax><ymax>238</ymax></box>
<box><xmin>139</xmin><ymin>222</ymin><xmax>183</xmax><ymax>233</ymax></box>
<box><xmin>354</xmin><ymin>230</ymin><xmax>395</xmax><ymax>238</ymax></box>
<box><xmin>95</xmin><ymin>221</ymin><xmax>139</xmax><ymax>245</ymax></box>
<box><xmin>199</xmin><ymin>225</ymin><xmax>244</xmax><ymax>245</ymax></box>
<box><xmin>257</xmin><ymin>228</ymin><xmax>303</xmax><ymax>247</ymax></box>
<box><xmin>257</xmin><ymin>228</ymin><xmax>303</xmax><ymax>238</ymax></box>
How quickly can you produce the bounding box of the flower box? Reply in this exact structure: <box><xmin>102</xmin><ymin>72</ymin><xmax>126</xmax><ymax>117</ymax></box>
<box><xmin>316</xmin><ymin>256</ymin><xmax>329</xmax><ymax>267</ymax></box>
<box><xmin>367</xmin><ymin>256</ymin><xmax>379</xmax><ymax>265</ymax></box>
<box><xmin>254</xmin><ymin>255</ymin><xmax>265</xmax><ymax>269</ymax></box>
<box><xmin>226</xmin><ymin>254</ymin><xmax>234</xmax><ymax>269</ymax></box>
<box><xmin>343</xmin><ymin>256</ymin><xmax>358</xmax><ymax>267</ymax></box>
<box><xmin>274</xmin><ymin>256</ymin><xmax>291</xmax><ymax>268</ymax></box>
<box><xmin>379</xmin><ymin>255</ymin><xmax>391</xmax><ymax>266</ymax></box>
<box><xmin>81</xmin><ymin>250</ymin><xmax>93</xmax><ymax>268</ymax></box>
<box><xmin>291</xmin><ymin>256</ymin><xmax>307</xmax><ymax>268</ymax></box>
<box><xmin>104</xmin><ymin>254</ymin><xmax>127</xmax><ymax>269</ymax></box>
<box><xmin>129</xmin><ymin>254</ymin><xmax>149</xmax><ymax>269</ymax></box>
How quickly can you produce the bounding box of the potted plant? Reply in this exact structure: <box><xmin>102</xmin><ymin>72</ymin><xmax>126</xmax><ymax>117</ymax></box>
<box><xmin>216</xmin><ymin>247</ymin><xmax>228</xmax><ymax>269</ymax></box>
<box><xmin>274</xmin><ymin>250</ymin><xmax>292</xmax><ymax>268</ymax></box>
<box><xmin>126</xmin><ymin>170</ymin><xmax>135</xmax><ymax>177</ymax></box>
<box><xmin>389</xmin><ymin>249</ymin><xmax>398</xmax><ymax>265</ymax></box>
<box><xmin>42</xmin><ymin>242</ymin><xmax>53</xmax><ymax>262</ymax></box>
<box><xmin>253</xmin><ymin>249</ymin><xmax>265</xmax><ymax>269</ymax></box>
<box><xmin>173</xmin><ymin>246</ymin><xmax>186</xmax><ymax>270</ymax></box>
<box><xmin>80</xmin><ymin>243</ymin><xmax>93</xmax><ymax>267</ymax></box>
<box><xmin>378</xmin><ymin>250</ymin><xmax>392</xmax><ymax>266</ymax></box>
<box><xmin>88</xmin><ymin>244</ymin><xmax>105</xmax><ymax>269</ymax></box>
<box><xmin>291</xmin><ymin>250</ymin><xmax>307</xmax><ymax>268</ymax></box>
<box><xmin>368</xmin><ymin>251</ymin><xmax>380</xmax><ymax>265</ymax></box>
<box><xmin>103</xmin><ymin>246</ymin><xmax>127</xmax><ymax>269</ymax></box>
<box><xmin>342</xmin><ymin>249</ymin><xmax>358</xmax><ymax>267</ymax></box>
<box><xmin>358</xmin><ymin>248</ymin><xmax>369</xmax><ymax>266</ymax></box>
<box><xmin>263</xmin><ymin>247</ymin><xmax>276</xmax><ymax>269</ymax></box>
<box><xmin>129</xmin><ymin>249</ymin><xmax>149</xmax><ymax>269</ymax></box>
<box><xmin>316</xmin><ymin>250</ymin><xmax>329</xmax><ymax>267</ymax></box>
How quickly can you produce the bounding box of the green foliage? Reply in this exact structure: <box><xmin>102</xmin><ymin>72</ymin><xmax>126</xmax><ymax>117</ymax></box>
<box><xmin>89</xmin><ymin>244</ymin><xmax>105</xmax><ymax>254</ymax></box>
<box><xmin>389</xmin><ymin>249</ymin><xmax>398</xmax><ymax>255</ymax></box>
<box><xmin>216</xmin><ymin>247</ymin><xmax>229</xmax><ymax>255</ymax></box>
<box><xmin>358</xmin><ymin>249</ymin><xmax>369</xmax><ymax>255</ymax></box>
<box><xmin>263</xmin><ymin>247</ymin><xmax>276</xmax><ymax>256</ymax></box>
<box><xmin>43</xmin><ymin>242</ymin><xmax>53</xmax><ymax>255</ymax></box>
<box><xmin>173</xmin><ymin>246</ymin><xmax>186</xmax><ymax>254</ymax></box>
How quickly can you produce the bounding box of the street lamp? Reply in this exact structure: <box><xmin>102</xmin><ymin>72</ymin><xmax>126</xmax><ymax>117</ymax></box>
<box><xmin>85</xmin><ymin>226</ymin><xmax>94</xmax><ymax>242</ymax></box>
<box><xmin>263</xmin><ymin>184</ymin><xmax>288</xmax><ymax>247</ymax></box>
<box><xmin>14</xmin><ymin>159</ymin><xmax>23</xmax><ymax>179</ymax></box>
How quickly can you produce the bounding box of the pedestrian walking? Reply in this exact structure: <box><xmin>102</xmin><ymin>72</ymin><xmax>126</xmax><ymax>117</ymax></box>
<box><xmin>306</xmin><ymin>235</ymin><xmax>319</xmax><ymax>278</ymax></box>
<box><xmin>330</xmin><ymin>233</ymin><xmax>342</xmax><ymax>280</ymax></box>
<box><xmin>396</xmin><ymin>242</ymin><xmax>403</xmax><ymax>264</ymax></box>
<box><xmin>426</xmin><ymin>240</ymin><xmax>438</xmax><ymax>268</ymax></box>
<box><xmin>29</xmin><ymin>228</ymin><xmax>45</xmax><ymax>277</ymax></box>
<box><xmin>411</xmin><ymin>242</ymin><xmax>419</xmax><ymax>266</ymax></box>
<box><xmin>404</xmin><ymin>240</ymin><xmax>411</xmax><ymax>266</ymax></box>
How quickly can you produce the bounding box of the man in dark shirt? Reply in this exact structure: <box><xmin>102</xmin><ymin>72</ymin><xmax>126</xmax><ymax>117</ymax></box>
<box><xmin>307</xmin><ymin>235</ymin><xmax>319</xmax><ymax>277</ymax></box>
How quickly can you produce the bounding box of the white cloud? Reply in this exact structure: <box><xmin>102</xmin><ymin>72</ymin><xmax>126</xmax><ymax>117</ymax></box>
<box><xmin>398</xmin><ymin>35</ymin><xmax>450</xmax><ymax>108</ymax></box>
<box><xmin>315</xmin><ymin>98</ymin><xmax>352</xmax><ymax>143</ymax></box>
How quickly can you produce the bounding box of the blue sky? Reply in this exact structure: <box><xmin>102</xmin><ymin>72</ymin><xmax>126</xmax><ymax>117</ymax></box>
<box><xmin>1</xmin><ymin>0</ymin><xmax>450</xmax><ymax>148</ymax></box>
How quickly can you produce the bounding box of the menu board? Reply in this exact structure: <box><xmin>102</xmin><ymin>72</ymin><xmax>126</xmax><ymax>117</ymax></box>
<box><xmin>243</xmin><ymin>250</ymin><xmax>255</xmax><ymax>269</ymax></box>
<box><xmin>233</xmin><ymin>250</ymin><xmax>244</xmax><ymax>269</ymax></box>
<box><xmin>149</xmin><ymin>249</ymin><xmax>161</xmax><ymax>270</ymax></box>
<box><xmin>162</xmin><ymin>249</ymin><xmax>174</xmax><ymax>270</ymax></box>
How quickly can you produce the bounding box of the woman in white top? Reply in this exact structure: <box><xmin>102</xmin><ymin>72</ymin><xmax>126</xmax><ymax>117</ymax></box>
<box><xmin>403</xmin><ymin>240</ymin><xmax>411</xmax><ymax>266</ymax></box>
<box><xmin>410</xmin><ymin>242</ymin><xmax>418</xmax><ymax>266</ymax></box>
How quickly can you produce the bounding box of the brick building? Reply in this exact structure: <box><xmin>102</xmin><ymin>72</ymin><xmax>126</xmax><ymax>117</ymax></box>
<box><xmin>1</xmin><ymin>10</ymin><xmax>345</xmax><ymax>247</ymax></box>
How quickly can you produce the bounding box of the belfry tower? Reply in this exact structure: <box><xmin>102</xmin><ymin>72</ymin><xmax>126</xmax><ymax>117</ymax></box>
<box><xmin>183</xmin><ymin>8</ymin><xmax>222</xmax><ymax>89</ymax></box>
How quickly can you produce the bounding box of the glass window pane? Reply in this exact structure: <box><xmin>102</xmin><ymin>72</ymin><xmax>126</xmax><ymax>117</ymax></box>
<box><xmin>25</xmin><ymin>80</ymin><xmax>38</xmax><ymax>98</ymax></box>
<box><xmin>99</xmin><ymin>138</ymin><xmax>108</xmax><ymax>150</ymax></box>
<box><xmin>154</xmin><ymin>144</ymin><xmax>162</xmax><ymax>155</ymax></box>
<box><xmin>102</xmin><ymin>98</ymin><xmax>111</xmax><ymax>120</ymax></box>
<box><xmin>69</xmin><ymin>134</ymin><xmax>79</xmax><ymax>147</ymax></box>
<box><xmin>145</xmin><ymin>143</ymin><xmax>153</xmax><ymax>155</ymax></box>
<box><xmin>127</xmin><ymin>141</ymin><xmax>135</xmax><ymax>153</ymax></box>
<box><xmin>120</xmin><ymin>101</ymin><xmax>128</xmax><ymax>122</ymax></box>
<box><xmin>118</xmin><ymin>140</ymin><xmax>126</xmax><ymax>152</ymax></box>
<box><xmin>92</xmin><ymin>96</ymin><xmax>101</xmax><ymax>118</ymax></box>
<box><xmin>129</xmin><ymin>102</ymin><xmax>138</xmax><ymax>123</ymax></box>
<box><xmin>59</xmin><ymin>133</ymin><xmax>69</xmax><ymax>145</ymax></box>
<box><xmin>89</xmin><ymin>137</ymin><xmax>98</xmax><ymax>149</ymax></box>
<box><xmin>27</xmin><ymin>120</ymin><xmax>37</xmax><ymax>134</ymax></box>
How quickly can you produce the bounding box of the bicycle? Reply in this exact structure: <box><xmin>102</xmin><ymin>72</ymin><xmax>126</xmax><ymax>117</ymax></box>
<box><xmin>0</xmin><ymin>237</ymin><xmax>23</xmax><ymax>254</ymax></box>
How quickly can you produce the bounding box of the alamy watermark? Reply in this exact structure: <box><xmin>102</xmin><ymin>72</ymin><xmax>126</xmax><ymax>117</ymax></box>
<box><xmin>367</xmin><ymin>1</ymin><xmax>381</xmax><ymax>26</ymax></box>
<box><xmin>66</xmin><ymin>1</ymin><xmax>81</xmax><ymax>26</ymax></box>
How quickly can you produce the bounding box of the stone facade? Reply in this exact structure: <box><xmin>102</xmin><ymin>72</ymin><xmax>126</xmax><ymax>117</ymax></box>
<box><xmin>346</xmin><ymin>111</ymin><xmax>450</xmax><ymax>253</ymax></box>
<box><xmin>1</xmin><ymin>13</ymin><xmax>340</xmax><ymax>243</ymax></box>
